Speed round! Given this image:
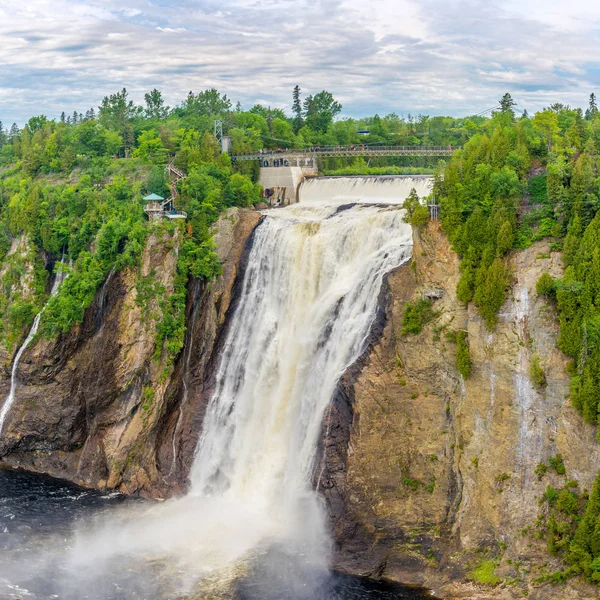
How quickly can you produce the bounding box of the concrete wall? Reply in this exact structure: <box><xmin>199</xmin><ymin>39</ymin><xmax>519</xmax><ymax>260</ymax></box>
<box><xmin>259</xmin><ymin>166</ymin><xmax>318</xmax><ymax>206</ymax></box>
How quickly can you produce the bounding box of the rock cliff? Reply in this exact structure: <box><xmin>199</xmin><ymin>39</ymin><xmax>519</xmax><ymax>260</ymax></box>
<box><xmin>0</xmin><ymin>207</ymin><xmax>261</xmax><ymax>498</ymax></box>
<box><xmin>318</xmin><ymin>221</ymin><xmax>600</xmax><ymax>599</ymax></box>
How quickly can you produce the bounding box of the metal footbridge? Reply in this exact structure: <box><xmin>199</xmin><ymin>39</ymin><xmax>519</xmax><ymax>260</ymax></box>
<box><xmin>232</xmin><ymin>145</ymin><xmax>458</xmax><ymax>165</ymax></box>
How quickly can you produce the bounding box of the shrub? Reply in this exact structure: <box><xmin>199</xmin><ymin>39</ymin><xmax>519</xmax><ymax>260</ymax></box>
<box><xmin>402</xmin><ymin>299</ymin><xmax>435</xmax><ymax>336</ymax></box>
<box><xmin>410</xmin><ymin>204</ymin><xmax>430</xmax><ymax>227</ymax></box>
<box><xmin>536</xmin><ymin>272</ymin><xmax>556</xmax><ymax>298</ymax></box>
<box><xmin>456</xmin><ymin>330</ymin><xmax>472</xmax><ymax>378</ymax></box>
<box><xmin>469</xmin><ymin>560</ymin><xmax>502</xmax><ymax>586</ymax></box>
<box><xmin>529</xmin><ymin>354</ymin><xmax>547</xmax><ymax>388</ymax></box>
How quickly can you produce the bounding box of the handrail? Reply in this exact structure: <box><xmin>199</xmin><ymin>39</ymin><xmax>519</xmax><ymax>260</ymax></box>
<box><xmin>232</xmin><ymin>145</ymin><xmax>459</xmax><ymax>160</ymax></box>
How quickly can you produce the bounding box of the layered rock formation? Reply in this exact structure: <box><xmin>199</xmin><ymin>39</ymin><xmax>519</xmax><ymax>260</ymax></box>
<box><xmin>0</xmin><ymin>208</ymin><xmax>261</xmax><ymax>498</ymax></box>
<box><xmin>319</xmin><ymin>222</ymin><xmax>600</xmax><ymax>599</ymax></box>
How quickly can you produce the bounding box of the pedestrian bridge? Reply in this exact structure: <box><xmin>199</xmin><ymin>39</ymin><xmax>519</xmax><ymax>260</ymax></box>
<box><xmin>233</xmin><ymin>145</ymin><xmax>458</xmax><ymax>167</ymax></box>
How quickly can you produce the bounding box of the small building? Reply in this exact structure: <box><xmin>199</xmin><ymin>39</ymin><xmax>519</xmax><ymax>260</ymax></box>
<box><xmin>143</xmin><ymin>193</ymin><xmax>187</xmax><ymax>221</ymax></box>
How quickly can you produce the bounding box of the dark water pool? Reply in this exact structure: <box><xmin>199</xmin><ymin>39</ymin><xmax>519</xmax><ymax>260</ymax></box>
<box><xmin>0</xmin><ymin>469</ymin><xmax>435</xmax><ymax>600</ymax></box>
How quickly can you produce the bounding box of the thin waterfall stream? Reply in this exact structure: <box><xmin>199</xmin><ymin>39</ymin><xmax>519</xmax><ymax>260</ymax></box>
<box><xmin>0</xmin><ymin>254</ymin><xmax>70</xmax><ymax>436</ymax></box>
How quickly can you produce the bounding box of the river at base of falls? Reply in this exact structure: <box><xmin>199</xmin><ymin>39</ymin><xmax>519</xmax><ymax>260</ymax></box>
<box><xmin>0</xmin><ymin>470</ymin><xmax>434</xmax><ymax>600</ymax></box>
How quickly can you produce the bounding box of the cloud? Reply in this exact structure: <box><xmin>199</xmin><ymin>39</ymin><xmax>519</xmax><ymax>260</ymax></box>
<box><xmin>0</xmin><ymin>0</ymin><xmax>599</xmax><ymax>124</ymax></box>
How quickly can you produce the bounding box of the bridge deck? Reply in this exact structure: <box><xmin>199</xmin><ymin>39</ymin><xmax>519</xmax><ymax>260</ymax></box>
<box><xmin>233</xmin><ymin>145</ymin><xmax>458</xmax><ymax>161</ymax></box>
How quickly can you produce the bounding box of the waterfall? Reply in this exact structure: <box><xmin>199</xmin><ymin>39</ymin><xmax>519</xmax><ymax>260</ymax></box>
<box><xmin>299</xmin><ymin>175</ymin><xmax>433</xmax><ymax>205</ymax></box>
<box><xmin>0</xmin><ymin>254</ymin><xmax>69</xmax><ymax>436</ymax></box>
<box><xmin>68</xmin><ymin>182</ymin><xmax>415</xmax><ymax>596</ymax></box>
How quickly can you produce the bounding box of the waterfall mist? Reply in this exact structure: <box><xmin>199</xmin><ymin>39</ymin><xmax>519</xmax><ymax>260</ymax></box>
<box><xmin>2</xmin><ymin>179</ymin><xmax>418</xmax><ymax>599</ymax></box>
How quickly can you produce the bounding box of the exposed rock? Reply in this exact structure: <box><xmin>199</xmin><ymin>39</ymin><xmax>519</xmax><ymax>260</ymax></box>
<box><xmin>0</xmin><ymin>208</ymin><xmax>261</xmax><ymax>498</ymax></box>
<box><xmin>319</xmin><ymin>222</ymin><xmax>600</xmax><ymax>599</ymax></box>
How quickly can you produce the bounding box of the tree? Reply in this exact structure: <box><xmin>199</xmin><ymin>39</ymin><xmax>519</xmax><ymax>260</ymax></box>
<box><xmin>402</xmin><ymin>187</ymin><xmax>421</xmax><ymax>218</ymax></box>
<box><xmin>9</xmin><ymin>123</ymin><xmax>19</xmax><ymax>140</ymax></box>
<box><xmin>587</xmin><ymin>93</ymin><xmax>598</xmax><ymax>120</ymax></box>
<box><xmin>292</xmin><ymin>85</ymin><xmax>303</xmax><ymax>132</ymax></box>
<box><xmin>499</xmin><ymin>93</ymin><xmax>517</xmax><ymax>120</ymax></box>
<box><xmin>183</xmin><ymin>89</ymin><xmax>231</xmax><ymax>118</ymax></box>
<box><xmin>98</xmin><ymin>88</ymin><xmax>135</xmax><ymax>156</ymax></box>
<box><xmin>0</xmin><ymin>122</ymin><xmax>5</xmax><ymax>148</ymax></box>
<box><xmin>27</xmin><ymin>115</ymin><xmax>48</xmax><ymax>133</ymax></box>
<box><xmin>144</xmin><ymin>88</ymin><xmax>169</xmax><ymax>120</ymax></box>
<box><xmin>303</xmin><ymin>90</ymin><xmax>342</xmax><ymax>133</ymax></box>
<box><xmin>533</xmin><ymin>110</ymin><xmax>560</xmax><ymax>153</ymax></box>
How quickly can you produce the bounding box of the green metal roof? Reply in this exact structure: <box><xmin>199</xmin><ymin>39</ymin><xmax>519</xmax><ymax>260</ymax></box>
<box><xmin>143</xmin><ymin>193</ymin><xmax>164</xmax><ymax>201</ymax></box>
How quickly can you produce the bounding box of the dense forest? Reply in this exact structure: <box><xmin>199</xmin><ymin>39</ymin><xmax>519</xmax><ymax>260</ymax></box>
<box><xmin>435</xmin><ymin>92</ymin><xmax>600</xmax><ymax>584</ymax></box>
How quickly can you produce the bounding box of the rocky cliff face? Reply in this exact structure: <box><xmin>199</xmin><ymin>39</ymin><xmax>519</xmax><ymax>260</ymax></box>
<box><xmin>0</xmin><ymin>208</ymin><xmax>261</xmax><ymax>498</ymax></box>
<box><xmin>319</xmin><ymin>222</ymin><xmax>600</xmax><ymax>599</ymax></box>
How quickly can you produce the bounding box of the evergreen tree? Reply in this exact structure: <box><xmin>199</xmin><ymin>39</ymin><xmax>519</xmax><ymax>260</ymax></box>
<box><xmin>292</xmin><ymin>85</ymin><xmax>303</xmax><ymax>132</ymax></box>
<box><xmin>588</xmin><ymin>93</ymin><xmax>598</xmax><ymax>120</ymax></box>
<box><xmin>0</xmin><ymin>121</ymin><xmax>5</xmax><ymax>148</ymax></box>
<box><xmin>499</xmin><ymin>93</ymin><xmax>517</xmax><ymax>120</ymax></box>
<box><xmin>60</xmin><ymin>112</ymin><xmax>66</xmax><ymax>123</ymax></box>
<box><xmin>9</xmin><ymin>123</ymin><xmax>19</xmax><ymax>139</ymax></box>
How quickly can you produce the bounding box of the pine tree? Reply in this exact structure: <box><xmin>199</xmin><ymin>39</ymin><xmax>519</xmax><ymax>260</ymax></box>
<box><xmin>587</xmin><ymin>93</ymin><xmax>598</xmax><ymax>120</ymax></box>
<box><xmin>60</xmin><ymin>111</ymin><xmax>66</xmax><ymax>123</ymax></box>
<box><xmin>0</xmin><ymin>121</ymin><xmax>4</xmax><ymax>148</ymax></box>
<box><xmin>72</xmin><ymin>111</ymin><xmax>79</xmax><ymax>125</ymax></box>
<box><xmin>9</xmin><ymin>123</ymin><xmax>19</xmax><ymax>139</ymax></box>
<box><xmin>292</xmin><ymin>85</ymin><xmax>303</xmax><ymax>132</ymax></box>
<box><xmin>499</xmin><ymin>93</ymin><xmax>517</xmax><ymax>120</ymax></box>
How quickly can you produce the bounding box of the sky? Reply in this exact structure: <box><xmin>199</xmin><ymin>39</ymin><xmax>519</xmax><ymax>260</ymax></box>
<box><xmin>1</xmin><ymin>0</ymin><xmax>600</xmax><ymax>125</ymax></box>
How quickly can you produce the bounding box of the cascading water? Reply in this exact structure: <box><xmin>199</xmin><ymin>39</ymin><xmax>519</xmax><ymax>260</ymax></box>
<box><xmin>299</xmin><ymin>175</ymin><xmax>433</xmax><ymax>205</ymax></box>
<box><xmin>0</xmin><ymin>254</ymin><xmax>69</xmax><ymax>436</ymax></box>
<box><xmin>62</xmin><ymin>180</ymin><xmax>416</xmax><ymax>598</ymax></box>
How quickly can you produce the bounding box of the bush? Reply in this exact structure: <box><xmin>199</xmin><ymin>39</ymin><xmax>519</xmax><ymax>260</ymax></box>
<box><xmin>469</xmin><ymin>560</ymin><xmax>502</xmax><ymax>586</ymax></box>
<box><xmin>536</xmin><ymin>272</ymin><xmax>556</xmax><ymax>298</ymax></box>
<box><xmin>401</xmin><ymin>299</ymin><xmax>435</xmax><ymax>336</ymax></box>
<box><xmin>410</xmin><ymin>204</ymin><xmax>430</xmax><ymax>227</ymax></box>
<box><xmin>456</xmin><ymin>330</ymin><xmax>472</xmax><ymax>378</ymax></box>
<box><xmin>529</xmin><ymin>354</ymin><xmax>547</xmax><ymax>388</ymax></box>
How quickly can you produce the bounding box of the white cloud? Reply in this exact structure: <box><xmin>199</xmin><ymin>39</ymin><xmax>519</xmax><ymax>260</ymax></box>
<box><xmin>0</xmin><ymin>0</ymin><xmax>600</xmax><ymax>124</ymax></box>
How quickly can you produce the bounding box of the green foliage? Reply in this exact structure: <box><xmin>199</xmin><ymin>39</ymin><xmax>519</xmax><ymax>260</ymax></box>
<box><xmin>529</xmin><ymin>353</ymin><xmax>547</xmax><ymax>388</ymax></box>
<box><xmin>549</xmin><ymin>454</ymin><xmax>566</xmax><ymax>475</ymax></box>
<box><xmin>410</xmin><ymin>204</ymin><xmax>430</xmax><ymax>227</ymax></box>
<box><xmin>537</xmin><ymin>469</ymin><xmax>600</xmax><ymax>584</ymax></box>
<box><xmin>401</xmin><ymin>299</ymin><xmax>435</xmax><ymax>336</ymax></box>
<box><xmin>469</xmin><ymin>560</ymin><xmax>502</xmax><ymax>586</ymax></box>
<box><xmin>536</xmin><ymin>272</ymin><xmax>556</xmax><ymax>298</ymax></box>
<box><xmin>456</xmin><ymin>330</ymin><xmax>472</xmax><ymax>378</ymax></box>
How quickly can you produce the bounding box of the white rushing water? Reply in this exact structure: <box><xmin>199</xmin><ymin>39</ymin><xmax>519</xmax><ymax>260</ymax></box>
<box><xmin>68</xmin><ymin>179</ymin><xmax>415</xmax><ymax>595</ymax></box>
<box><xmin>0</xmin><ymin>255</ymin><xmax>69</xmax><ymax>436</ymax></box>
<box><xmin>300</xmin><ymin>175</ymin><xmax>433</xmax><ymax>205</ymax></box>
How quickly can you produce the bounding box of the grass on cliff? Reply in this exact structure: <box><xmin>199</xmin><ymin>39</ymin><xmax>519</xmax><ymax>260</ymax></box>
<box><xmin>468</xmin><ymin>559</ymin><xmax>502</xmax><ymax>586</ymax></box>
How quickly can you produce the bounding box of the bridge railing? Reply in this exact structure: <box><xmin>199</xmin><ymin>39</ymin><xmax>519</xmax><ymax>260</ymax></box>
<box><xmin>232</xmin><ymin>145</ymin><xmax>459</xmax><ymax>160</ymax></box>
